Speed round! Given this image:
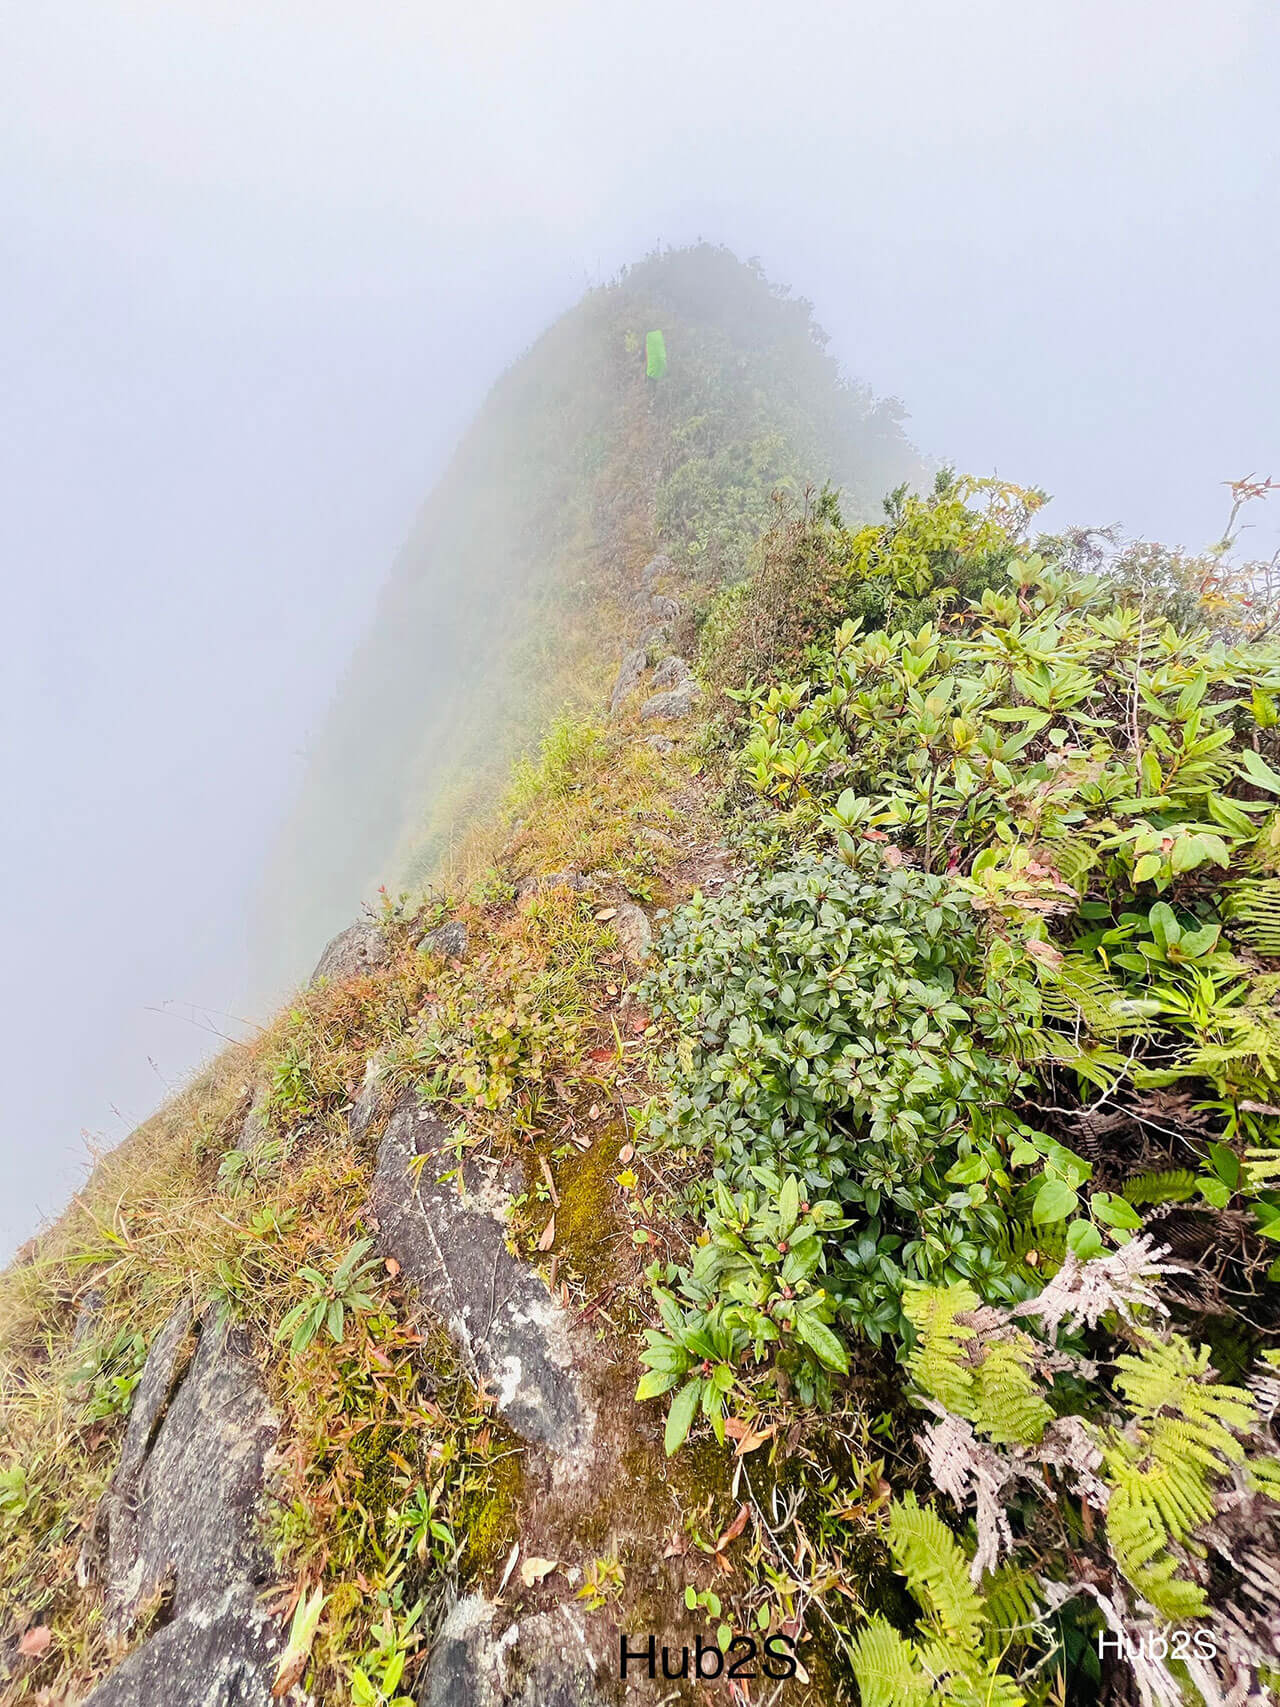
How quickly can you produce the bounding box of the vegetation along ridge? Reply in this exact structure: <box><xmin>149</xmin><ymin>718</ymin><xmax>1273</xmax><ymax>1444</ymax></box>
<box><xmin>4</xmin><ymin>249</ymin><xmax>1280</xmax><ymax>1707</ymax></box>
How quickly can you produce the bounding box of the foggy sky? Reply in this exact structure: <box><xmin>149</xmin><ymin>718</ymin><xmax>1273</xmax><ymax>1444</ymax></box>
<box><xmin>2</xmin><ymin>1</ymin><xmax>1277</xmax><ymax>1255</ymax></box>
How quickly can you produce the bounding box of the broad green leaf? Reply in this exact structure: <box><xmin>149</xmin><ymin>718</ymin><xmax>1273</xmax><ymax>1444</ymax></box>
<box><xmin>1239</xmin><ymin>747</ymin><xmax>1280</xmax><ymax>794</ymax></box>
<box><xmin>665</xmin><ymin>1378</ymin><xmax>703</xmax><ymax>1455</ymax></box>
<box><xmin>635</xmin><ymin>1368</ymin><xmax>679</xmax><ymax>1401</ymax></box>
<box><xmin>1032</xmin><ymin>1176</ymin><xmax>1078</xmax><ymax>1225</ymax></box>
<box><xmin>1066</xmin><ymin>1218</ymin><xmax>1103</xmax><ymax>1260</ymax></box>
<box><xmin>793</xmin><ymin>1310</ymin><xmax>849</xmax><ymax>1373</ymax></box>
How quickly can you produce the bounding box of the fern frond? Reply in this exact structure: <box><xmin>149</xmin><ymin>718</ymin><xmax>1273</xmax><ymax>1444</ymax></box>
<box><xmin>974</xmin><ymin>1339</ymin><xmax>1053</xmax><ymax>1446</ymax></box>
<box><xmin>1245</xmin><ymin>1455</ymin><xmax>1280</xmax><ymax>1500</ymax></box>
<box><xmin>1039</xmin><ymin>832</ymin><xmax>1099</xmax><ymax>889</ymax></box>
<box><xmin>1005</xmin><ymin>1219</ymin><xmax>1067</xmax><ymax>1267</ymax></box>
<box><xmin>1223</xmin><ymin>876</ymin><xmax>1280</xmax><ymax>958</ymax></box>
<box><xmin>905</xmin><ymin>1283</ymin><xmax>1050</xmax><ymax>1444</ymax></box>
<box><xmin>1114</xmin><ymin>1335</ymin><xmax>1256</xmax><ymax>1452</ymax></box>
<box><xmin>1102</xmin><ymin>1334</ymin><xmax>1258</xmax><ymax>1617</ymax></box>
<box><xmin>848</xmin><ymin>1618</ymin><xmax>933</xmax><ymax>1707</ymax></box>
<box><xmin>1040</xmin><ymin>951</ymin><xmax>1155</xmax><ymax>1041</ymax></box>
<box><xmin>904</xmin><ymin>1281</ymin><xmax>983</xmax><ymax>1415</ymax></box>
<box><xmin>887</xmin><ymin>1492</ymin><xmax>986</xmax><ymax>1647</ymax></box>
<box><xmin>980</xmin><ymin>1564</ymin><xmax>1044</xmax><ymax>1660</ymax></box>
<box><xmin>1119</xmin><ymin>1168</ymin><xmax>1196</xmax><ymax>1207</ymax></box>
<box><xmin>1015</xmin><ymin>1026</ymin><xmax>1127</xmax><ymax>1091</ymax></box>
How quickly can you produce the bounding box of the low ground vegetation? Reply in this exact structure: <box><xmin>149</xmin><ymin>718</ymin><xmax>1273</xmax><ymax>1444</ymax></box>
<box><xmin>5</xmin><ymin>427</ymin><xmax>1280</xmax><ymax>1704</ymax></box>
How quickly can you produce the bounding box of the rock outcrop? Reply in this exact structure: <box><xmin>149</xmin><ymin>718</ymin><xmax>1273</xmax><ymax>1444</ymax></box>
<box><xmin>419</xmin><ymin>1594</ymin><xmax>614</xmax><ymax>1707</ymax></box>
<box><xmin>370</xmin><ymin>1100</ymin><xmax>594</xmax><ymax>1467</ymax></box>
<box><xmin>609</xmin><ymin>902</ymin><xmax>652</xmax><ymax>965</ymax></box>
<box><xmin>608</xmin><ymin>647</ymin><xmax>648</xmax><ymax>716</ymax></box>
<box><xmin>83</xmin><ymin>1305</ymin><xmax>293</xmax><ymax>1707</ymax></box>
<box><xmin>417</xmin><ymin>918</ymin><xmax>470</xmax><ymax>961</ymax></box>
<box><xmin>639</xmin><ymin>681</ymin><xmax>699</xmax><ymax>721</ymax></box>
<box><xmin>650</xmin><ymin>655</ymin><xmax>689</xmax><ymax>691</ymax></box>
<box><xmin>514</xmin><ymin>869</ymin><xmax>590</xmax><ymax>903</ymax></box>
<box><xmin>310</xmin><ymin>921</ymin><xmax>390</xmax><ymax>985</ymax></box>
<box><xmin>638</xmin><ymin>553</ymin><xmax>673</xmax><ymax>586</ymax></box>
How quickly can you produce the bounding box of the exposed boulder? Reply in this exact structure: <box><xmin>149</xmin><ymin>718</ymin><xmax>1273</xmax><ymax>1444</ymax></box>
<box><xmin>650</xmin><ymin>655</ymin><xmax>689</xmax><ymax>691</ymax></box>
<box><xmin>515</xmin><ymin>869</ymin><xmax>590</xmax><ymax>904</ymax></box>
<box><xmin>371</xmin><ymin>1100</ymin><xmax>593</xmax><ymax>1465</ymax></box>
<box><xmin>349</xmin><ymin>1051</ymin><xmax>389</xmax><ymax>1143</ymax></box>
<box><xmin>610</xmin><ymin>903</ymin><xmax>652</xmax><ymax>965</ymax></box>
<box><xmin>608</xmin><ymin>646</ymin><xmax>648</xmax><ymax>716</ymax></box>
<box><xmin>631</xmin><ymin>592</ymin><xmax>679</xmax><ymax>626</ymax></box>
<box><xmin>84</xmin><ymin>1306</ymin><xmax>292</xmax><ymax>1706</ymax></box>
<box><xmin>639</xmin><ymin>681</ymin><xmax>699</xmax><ymax>722</ymax></box>
<box><xmin>310</xmin><ymin>921</ymin><xmax>390</xmax><ymax>985</ymax></box>
<box><xmin>635</xmin><ymin>623</ymin><xmax>670</xmax><ymax>658</ymax></box>
<box><xmin>418</xmin><ymin>1594</ymin><xmax>614</xmax><ymax>1707</ymax></box>
<box><xmin>639</xmin><ymin>553</ymin><xmax>674</xmax><ymax>586</ymax></box>
<box><xmin>80</xmin><ymin>1589</ymin><xmax>287</xmax><ymax>1707</ymax></box>
<box><xmin>235</xmin><ymin>1082</ymin><xmax>272</xmax><ymax>1153</ymax></box>
<box><xmin>417</xmin><ymin>918</ymin><xmax>470</xmax><ymax>961</ymax></box>
<box><xmin>71</xmin><ymin>1286</ymin><xmax>106</xmax><ymax>1352</ymax></box>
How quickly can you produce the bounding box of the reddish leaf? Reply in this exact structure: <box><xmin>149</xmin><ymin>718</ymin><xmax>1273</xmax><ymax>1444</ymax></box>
<box><xmin>714</xmin><ymin>1503</ymin><xmax>751</xmax><ymax>1552</ymax></box>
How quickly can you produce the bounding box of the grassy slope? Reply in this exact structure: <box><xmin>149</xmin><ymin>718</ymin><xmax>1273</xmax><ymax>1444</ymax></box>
<box><xmin>254</xmin><ymin>244</ymin><xmax>922</xmax><ymax>993</ymax></box>
<box><xmin>0</xmin><ymin>249</ymin><xmax>921</xmax><ymax>1703</ymax></box>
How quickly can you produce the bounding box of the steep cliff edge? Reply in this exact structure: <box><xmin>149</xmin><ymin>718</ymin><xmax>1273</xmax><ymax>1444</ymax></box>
<box><xmin>254</xmin><ymin>245</ymin><xmax>918</xmax><ymax>994</ymax></box>
<box><xmin>9</xmin><ymin>252</ymin><xmax>1280</xmax><ymax>1707</ymax></box>
<box><xmin>0</xmin><ymin>250</ymin><xmax>921</xmax><ymax>1705</ymax></box>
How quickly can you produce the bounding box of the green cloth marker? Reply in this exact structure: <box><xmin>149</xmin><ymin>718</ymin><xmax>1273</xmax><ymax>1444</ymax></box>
<box><xmin>645</xmin><ymin>330</ymin><xmax>667</xmax><ymax>380</ymax></box>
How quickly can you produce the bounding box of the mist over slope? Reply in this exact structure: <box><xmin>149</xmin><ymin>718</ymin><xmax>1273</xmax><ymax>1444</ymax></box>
<box><xmin>12</xmin><ymin>230</ymin><xmax>1280</xmax><ymax>1706</ymax></box>
<box><xmin>256</xmin><ymin>246</ymin><xmax>922</xmax><ymax>990</ymax></box>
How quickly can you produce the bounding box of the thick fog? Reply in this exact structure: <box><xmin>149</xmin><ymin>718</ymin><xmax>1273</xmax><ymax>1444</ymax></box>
<box><xmin>2</xmin><ymin>1</ymin><xmax>1277</xmax><ymax>1256</ymax></box>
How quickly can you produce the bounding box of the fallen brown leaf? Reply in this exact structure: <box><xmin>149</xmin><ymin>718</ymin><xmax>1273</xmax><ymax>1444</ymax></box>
<box><xmin>727</xmin><ymin>1420</ymin><xmax>775</xmax><ymax>1457</ymax></box>
<box><xmin>537</xmin><ymin>1215</ymin><xmax>556</xmax><ymax>1252</ymax></box>
<box><xmin>18</xmin><ymin>1626</ymin><xmax>51</xmax><ymax>1658</ymax></box>
<box><xmin>715</xmin><ymin>1503</ymin><xmax>751</xmax><ymax>1552</ymax></box>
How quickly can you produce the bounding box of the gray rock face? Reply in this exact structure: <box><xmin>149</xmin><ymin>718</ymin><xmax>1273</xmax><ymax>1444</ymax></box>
<box><xmin>84</xmin><ymin>1307</ymin><xmax>292</xmax><ymax>1707</ymax></box>
<box><xmin>514</xmin><ymin>869</ymin><xmax>590</xmax><ymax>904</ymax></box>
<box><xmin>639</xmin><ymin>553</ymin><xmax>674</xmax><ymax>586</ymax></box>
<box><xmin>650</xmin><ymin>655</ymin><xmax>689</xmax><ymax>691</ymax></box>
<box><xmin>417</xmin><ymin>918</ymin><xmax>470</xmax><ymax>961</ymax></box>
<box><xmin>419</xmin><ymin>1595</ymin><xmax>614</xmax><ymax>1707</ymax></box>
<box><xmin>310</xmin><ymin>921</ymin><xmax>390</xmax><ymax>985</ymax></box>
<box><xmin>610</xmin><ymin>903</ymin><xmax>652</xmax><ymax>965</ymax></box>
<box><xmin>608</xmin><ymin>646</ymin><xmax>648</xmax><ymax>716</ymax></box>
<box><xmin>371</xmin><ymin>1100</ymin><xmax>592</xmax><ymax>1464</ymax></box>
<box><xmin>235</xmin><ymin>1082</ymin><xmax>272</xmax><ymax>1153</ymax></box>
<box><xmin>349</xmin><ymin>1052</ymin><xmax>388</xmax><ymax>1143</ymax></box>
<box><xmin>81</xmin><ymin>1588</ymin><xmax>285</xmax><ymax>1707</ymax></box>
<box><xmin>639</xmin><ymin>681</ymin><xmax>699</xmax><ymax>722</ymax></box>
<box><xmin>636</xmin><ymin>623</ymin><xmax>671</xmax><ymax>657</ymax></box>
<box><xmin>631</xmin><ymin>591</ymin><xmax>679</xmax><ymax>626</ymax></box>
<box><xmin>71</xmin><ymin>1287</ymin><xmax>106</xmax><ymax>1352</ymax></box>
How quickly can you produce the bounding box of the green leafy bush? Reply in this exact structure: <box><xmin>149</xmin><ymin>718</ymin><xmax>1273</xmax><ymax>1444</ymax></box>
<box><xmin>636</xmin><ymin>1175</ymin><xmax>850</xmax><ymax>1445</ymax></box>
<box><xmin>640</xmin><ymin>850</ymin><xmax>1054</xmax><ymax>1347</ymax></box>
